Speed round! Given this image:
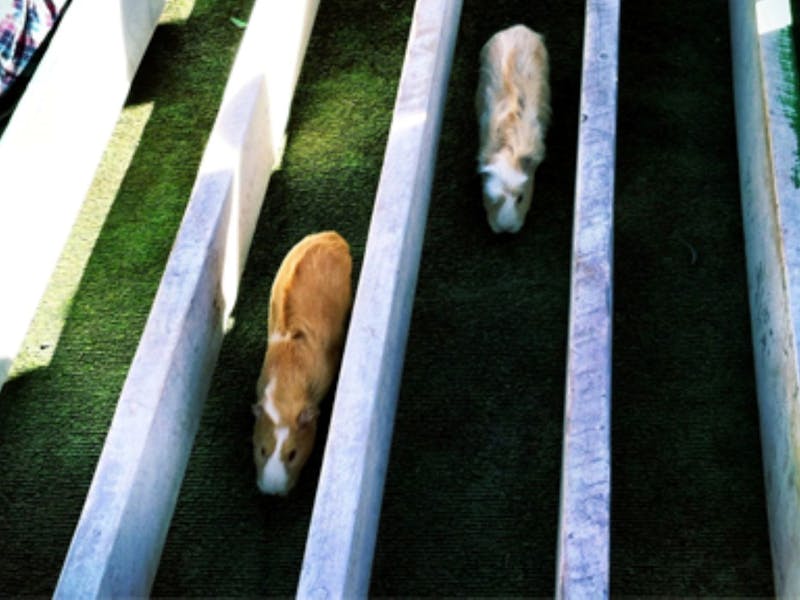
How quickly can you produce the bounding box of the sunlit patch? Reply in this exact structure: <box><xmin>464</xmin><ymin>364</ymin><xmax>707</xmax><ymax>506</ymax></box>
<box><xmin>159</xmin><ymin>0</ymin><xmax>197</xmax><ymax>25</ymax></box>
<box><xmin>6</xmin><ymin>102</ymin><xmax>154</xmax><ymax>381</ymax></box>
<box><xmin>757</xmin><ymin>0</ymin><xmax>793</xmax><ymax>35</ymax></box>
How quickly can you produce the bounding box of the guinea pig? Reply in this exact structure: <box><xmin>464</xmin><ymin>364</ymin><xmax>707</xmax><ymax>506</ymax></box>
<box><xmin>252</xmin><ymin>231</ymin><xmax>352</xmax><ymax>496</ymax></box>
<box><xmin>476</xmin><ymin>24</ymin><xmax>551</xmax><ymax>234</ymax></box>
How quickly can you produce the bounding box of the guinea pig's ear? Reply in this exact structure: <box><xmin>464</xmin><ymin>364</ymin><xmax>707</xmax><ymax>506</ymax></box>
<box><xmin>297</xmin><ymin>405</ymin><xmax>320</xmax><ymax>429</ymax></box>
<box><xmin>520</xmin><ymin>155</ymin><xmax>535</xmax><ymax>174</ymax></box>
<box><xmin>252</xmin><ymin>402</ymin><xmax>265</xmax><ymax>418</ymax></box>
<box><xmin>478</xmin><ymin>162</ymin><xmax>496</xmax><ymax>177</ymax></box>
<box><xmin>255</xmin><ymin>374</ymin><xmax>268</xmax><ymax>399</ymax></box>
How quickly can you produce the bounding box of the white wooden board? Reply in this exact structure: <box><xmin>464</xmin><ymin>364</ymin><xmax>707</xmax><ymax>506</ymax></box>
<box><xmin>555</xmin><ymin>0</ymin><xmax>619</xmax><ymax>597</ymax></box>
<box><xmin>730</xmin><ymin>0</ymin><xmax>800</xmax><ymax>595</ymax></box>
<box><xmin>297</xmin><ymin>1</ymin><xmax>463</xmax><ymax>596</ymax></box>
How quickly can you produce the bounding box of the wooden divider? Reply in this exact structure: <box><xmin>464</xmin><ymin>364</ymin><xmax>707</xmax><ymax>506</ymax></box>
<box><xmin>54</xmin><ymin>1</ymin><xmax>320</xmax><ymax>596</ymax></box>
<box><xmin>296</xmin><ymin>1</ymin><xmax>462</xmax><ymax>596</ymax></box>
<box><xmin>730</xmin><ymin>0</ymin><xmax>800</xmax><ymax>595</ymax></box>
<box><xmin>555</xmin><ymin>0</ymin><xmax>619</xmax><ymax>597</ymax></box>
<box><xmin>0</xmin><ymin>0</ymin><xmax>166</xmax><ymax>391</ymax></box>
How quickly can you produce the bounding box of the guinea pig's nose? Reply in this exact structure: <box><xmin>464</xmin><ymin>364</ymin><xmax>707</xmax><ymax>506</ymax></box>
<box><xmin>492</xmin><ymin>203</ymin><xmax>523</xmax><ymax>233</ymax></box>
<box><xmin>256</xmin><ymin>456</ymin><xmax>291</xmax><ymax>495</ymax></box>
<box><xmin>257</xmin><ymin>475</ymin><xmax>290</xmax><ymax>496</ymax></box>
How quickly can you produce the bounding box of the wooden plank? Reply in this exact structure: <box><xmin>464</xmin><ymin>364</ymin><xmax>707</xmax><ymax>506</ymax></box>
<box><xmin>555</xmin><ymin>0</ymin><xmax>619</xmax><ymax>597</ymax></box>
<box><xmin>0</xmin><ymin>0</ymin><xmax>166</xmax><ymax>390</ymax></box>
<box><xmin>729</xmin><ymin>0</ymin><xmax>800</xmax><ymax>595</ymax></box>
<box><xmin>296</xmin><ymin>1</ymin><xmax>462</xmax><ymax>596</ymax></box>
<box><xmin>54</xmin><ymin>1</ymin><xmax>319</xmax><ymax>597</ymax></box>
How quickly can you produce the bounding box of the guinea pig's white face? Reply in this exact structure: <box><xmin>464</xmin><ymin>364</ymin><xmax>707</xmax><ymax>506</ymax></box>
<box><xmin>480</xmin><ymin>156</ymin><xmax>533</xmax><ymax>234</ymax></box>
<box><xmin>252</xmin><ymin>378</ymin><xmax>318</xmax><ymax>496</ymax></box>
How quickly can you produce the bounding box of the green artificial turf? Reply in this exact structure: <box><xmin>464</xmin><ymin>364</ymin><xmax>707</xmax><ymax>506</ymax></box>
<box><xmin>611</xmin><ymin>2</ymin><xmax>773</xmax><ymax>594</ymax></box>
<box><xmin>0</xmin><ymin>0</ymin><xmax>776</xmax><ymax>596</ymax></box>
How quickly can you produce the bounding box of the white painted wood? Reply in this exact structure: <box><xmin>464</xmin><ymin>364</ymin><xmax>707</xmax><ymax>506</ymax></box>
<box><xmin>555</xmin><ymin>0</ymin><xmax>619</xmax><ymax>597</ymax></box>
<box><xmin>0</xmin><ymin>0</ymin><xmax>166</xmax><ymax>390</ymax></box>
<box><xmin>297</xmin><ymin>1</ymin><xmax>462</xmax><ymax>597</ymax></box>
<box><xmin>54</xmin><ymin>1</ymin><xmax>319</xmax><ymax>597</ymax></box>
<box><xmin>730</xmin><ymin>0</ymin><xmax>800</xmax><ymax>595</ymax></box>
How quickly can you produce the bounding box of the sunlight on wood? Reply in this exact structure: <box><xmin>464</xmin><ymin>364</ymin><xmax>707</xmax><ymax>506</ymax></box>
<box><xmin>756</xmin><ymin>0</ymin><xmax>793</xmax><ymax>35</ymax></box>
<box><xmin>9</xmin><ymin>103</ymin><xmax>154</xmax><ymax>379</ymax></box>
<box><xmin>160</xmin><ymin>0</ymin><xmax>196</xmax><ymax>24</ymax></box>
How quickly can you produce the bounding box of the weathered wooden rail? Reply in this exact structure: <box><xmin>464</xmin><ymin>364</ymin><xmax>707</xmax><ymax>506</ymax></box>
<box><xmin>555</xmin><ymin>0</ymin><xmax>619</xmax><ymax>597</ymax></box>
<box><xmin>730</xmin><ymin>0</ymin><xmax>800</xmax><ymax>595</ymax></box>
<box><xmin>296</xmin><ymin>0</ymin><xmax>462</xmax><ymax>596</ymax></box>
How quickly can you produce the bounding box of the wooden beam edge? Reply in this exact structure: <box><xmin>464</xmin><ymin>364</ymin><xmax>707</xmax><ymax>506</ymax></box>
<box><xmin>556</xmin><ymin>0</ymin><xmax>620</xmax><ymax>597</ymax></box>
<box><xmin>730</xmin><ymin>0</ymin><xmax>800</xmax><ymax>595</ymax></box>
<box><xmin>297</xmin><ymin>1</ymin><xmax>463</xmax><ymax>597</ymax></box>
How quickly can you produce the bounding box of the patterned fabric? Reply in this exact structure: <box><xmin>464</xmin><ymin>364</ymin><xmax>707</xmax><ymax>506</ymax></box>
<box><xmin>0</xmin><ymin>0</ymin><xmax>68</xmax><ymax>96</ymax></box>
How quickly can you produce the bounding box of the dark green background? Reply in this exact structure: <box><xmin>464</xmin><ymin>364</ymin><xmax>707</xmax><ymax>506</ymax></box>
<box><xmin>0</xmin><ymin>0</ymin><xmax>777</xmax><ymax>595</ymax></box>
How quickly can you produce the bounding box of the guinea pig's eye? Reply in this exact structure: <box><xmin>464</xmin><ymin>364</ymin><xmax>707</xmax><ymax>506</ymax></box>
<box><xmin>260</xmin><ymin>446</ymin><xmax>267</xmax><ymax>458</ymax></box>
<box><xmin>287</xmin><ymin>449</ymin><xmax>297</xmax><ymax>463</ymax></box>
<box><xmin>515</xmin><ymin>195</ymin><xmax>523</xmax><ymax>205</ymax></box>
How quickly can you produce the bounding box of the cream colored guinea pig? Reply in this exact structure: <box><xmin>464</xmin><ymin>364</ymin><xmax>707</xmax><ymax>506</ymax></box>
<box><xmin>252</xmin><ymin>231</ymin><xmax>352</xmax><ymax>496</ymax></box>
<box><xmin>476</xmin><ymin>24</ymin><xmax>551</xmax><ymax>234</ymax></box>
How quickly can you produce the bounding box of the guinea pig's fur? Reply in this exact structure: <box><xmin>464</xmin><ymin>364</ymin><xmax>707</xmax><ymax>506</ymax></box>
<box><xmin>476</xmin><ymin>24</ymin><xmax>550</xmax><ymax>234</ymax></box>
<box><xmin>252</xmin><ymin>231</ymin><xmax>352</xmax><ymax>496</ymax></box>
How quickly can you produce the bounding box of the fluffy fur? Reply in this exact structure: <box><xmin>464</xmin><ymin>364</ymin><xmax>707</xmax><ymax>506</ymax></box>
<box><xmin>252</xmin><ymin>231</ymin><xmax>353</xmax><ymax>495</ymax></box>
<box><xmin>476</xmin><ymin>24</ymin><xmax>551</xmax><ymax>234</ymax></box>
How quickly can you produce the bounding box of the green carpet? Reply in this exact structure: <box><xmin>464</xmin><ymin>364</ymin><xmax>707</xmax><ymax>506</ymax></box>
<box><xmin>611</xmin><ymin>1</ymin><xmax>773</xmax><ymax>594</ymax></box>
<box><xmin>0</xmin><ymin>0</ymin><xmax>775</xmax><ymax>596</ymax></box>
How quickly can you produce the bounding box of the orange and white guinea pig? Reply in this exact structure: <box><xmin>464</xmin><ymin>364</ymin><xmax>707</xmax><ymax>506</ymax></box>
<box><xmin>476</xmin><ymin>24</ymin><xmax>551</xmax><ymax>234</ymax></box>
<box><xmin>252</xmin><ymin>231</ymin><xmax>352</xmax><ymax>495</ymax></box>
